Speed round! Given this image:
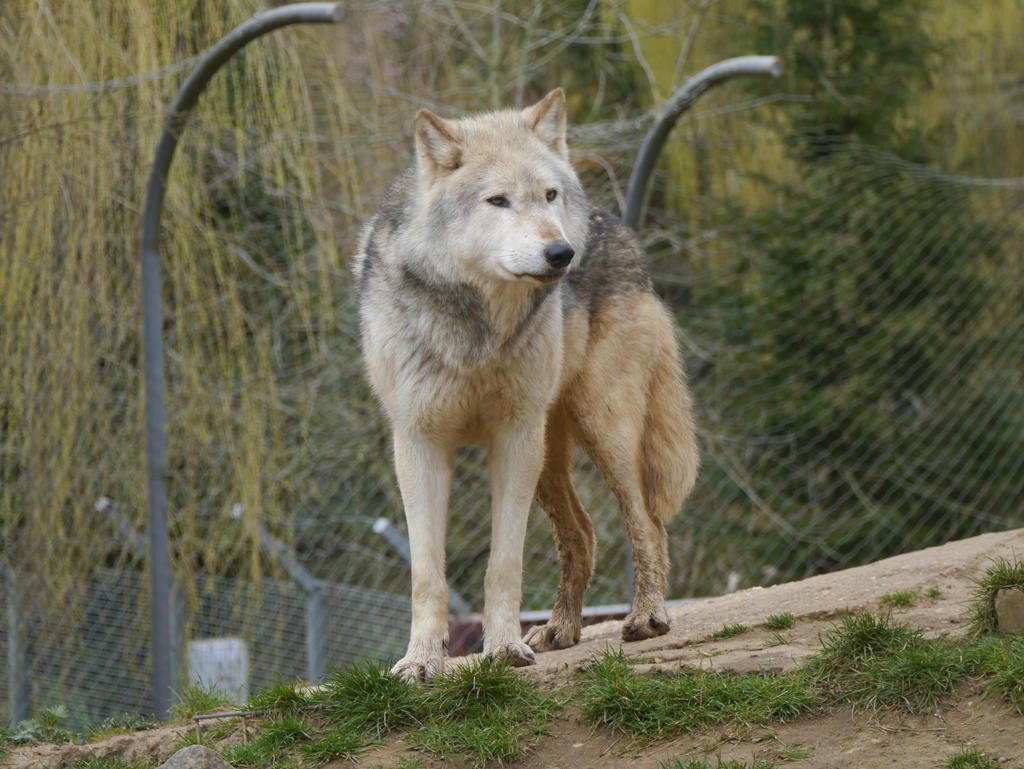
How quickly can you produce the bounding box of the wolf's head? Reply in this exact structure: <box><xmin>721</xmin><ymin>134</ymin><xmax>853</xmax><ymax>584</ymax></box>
<box><xmin>411</xmin><ymin>89</ymin><xmax>590</xmax><ymax>286</ymax></box>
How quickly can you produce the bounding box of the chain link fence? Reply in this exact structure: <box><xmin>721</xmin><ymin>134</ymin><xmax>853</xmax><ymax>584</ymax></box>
<box><xmin>2</xmin><ymin>0</ymin><xmax>1023</xmax><ymax>726</ymax></box>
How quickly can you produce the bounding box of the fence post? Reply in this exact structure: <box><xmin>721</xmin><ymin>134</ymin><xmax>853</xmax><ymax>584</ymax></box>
<box><xmin>139</xmin><ymin>2</ymin><xmax>345</xmax><ymax>718</ymax></box>
<box><xmin>305</xmin><ymin>591</ymin><xmax>326</xmax><ymax>683</ymax></box>
<box><xmin>4</xmin><ymin>566</ymin><xmax>28</xmax><ymax>725</ymax></box>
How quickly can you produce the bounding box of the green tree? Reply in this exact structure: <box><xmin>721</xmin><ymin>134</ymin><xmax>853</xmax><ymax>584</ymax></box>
<box><xmin>746</xmin><ymin>0</ymin><xmax>938</xmax><ymax>158</ymax></box>
<box><xmin>691</xmin><ymin>0</ymin><xmax>1021</xmax><ymax>580</ymax></box>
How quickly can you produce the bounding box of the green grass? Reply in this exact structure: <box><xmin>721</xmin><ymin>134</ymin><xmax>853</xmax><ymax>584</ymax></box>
<box><xmin>298</xmin><ymin>727</ymin><xmax>368</xmax><ymax>764</ymax></box>
<box><xmin>243</xmin><ymin>678</ymin><xmax>313</xmax><ymax>715</ymax></box>
<box><xmin>879</xmin><ymin>589</ymin><xmax>920</xmax><ymax>608</ymax></box>
<box><xmin>28</xmin><ymin>608</ymin><xmax>1024</xmax><ymax>767</ymax></box>
<box><xmin>973</xmin><ymin>635</ymin><xmax>1024</xmax><ymax>714</ymax></box>
<box><xmin>13</xmin><ymin>704</ymin><xmax>76</xmax><ymax>744</ymax></box>
<box><xmin>177</xmin><ymin>716</ymin><xmax>238</xmax><ymax>749</ymax></box>
<box><xmin>86</xmin><ymin>713</ymin><xmax>159</xmax><ymax>742</ymax></box>
<box><xmin>764</xmin><ymin>613</ymin><xmax>794</xmax><ymax>630</ymax></box>
<box><xmin>315</xmin><ymin>661</ymin><xmax>422</xmax><ymax>736</ymax></box>
<box><xmin>809</xmin><ymin>611</ymin><xmax>969</xmax><ymax>712</ymax></box>
<box><xmin>583</xmin><ymin>609</ymin><xmax>1024</xmax><ymax>744</ymax></box>
<box><xmin>712</xmin><ymin>623</ymin><xmax>751</xmax><ymax>640</ymax></box>
<box><xmin>222</xmin><ymin>714</ymin><xmax>318</xmax><ymax>767</ymax></box>
<box><xmin>766</xmin><ymin>633</ymin><xmax>789</xmax><ymax>647</ymax></box>
<box><xmin>405</xmin><ymin>659</ymin><xmax>560</xmax><ymax>767</ymax></box>
<box><xmin>772</xmin><ymin>743</ymin><xmax>813</xmax><ymax>760</ymax></box>
<box><xmin>170</xmin><ymin>681</ymin><xmax>235</xmax><ymax>721</ymax></box>
<box><xmin>214</xmin><ymin>657</ymin><xmax>558</xmax><ymax>768</ymax></box>
<box><xmin>968</xmin><ymin>557</ymin><xmax>1024</xmax><ymax>636</ymax></box>
<box><xmin>0</xmin><ymin>725</ymin><xmax>11</xmax><ymax>763</ymax></box>
<box><xmin>943</xmin><ymin>746</ymin><xmax>1002</xmax><ymax>769</ymax></box>
<box><xmin>581</xmin><ymin>650</ymin><xmax>816</xmax><ymax>741</ymax></box>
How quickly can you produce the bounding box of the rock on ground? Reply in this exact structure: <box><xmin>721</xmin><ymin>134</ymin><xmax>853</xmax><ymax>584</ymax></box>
<box><xmin>157</xmin><ymin>744</ymin><xmax>233</xmax><ymax>769</ymax></box>
<box><xmin>995</xmin><ymin>587</ymin><xmax>1024</xmax><ymax>633</ymax></box>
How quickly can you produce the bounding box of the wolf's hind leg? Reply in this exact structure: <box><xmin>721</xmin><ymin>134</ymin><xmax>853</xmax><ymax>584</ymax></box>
<box><xmin>570</xmin><ymin>298</ymin><xmax>678</xmax><ymax>642</ymax></box>
<box><xmin>524</xmin><ymin>406</ymin><xmax>595</xmax><ymax>652</ymax></box>
<box><xmin>582</xmin><ymin>425</ymin><xmax>671</xmax><ymax>642</ymax></box>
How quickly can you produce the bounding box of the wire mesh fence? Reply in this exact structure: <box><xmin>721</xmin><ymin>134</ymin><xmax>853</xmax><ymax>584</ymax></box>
<box><xmin>2</xmin><ymin>0</ymin><xmax>1024</xmax><ymax>727</ymax></box>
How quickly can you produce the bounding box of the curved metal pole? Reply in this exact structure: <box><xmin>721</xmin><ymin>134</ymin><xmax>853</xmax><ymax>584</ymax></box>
<box><xmin>622</xmin><ymin>55</ymin><xmax>784</xmax><ymax>232</ymax></box>
<box><xmin>139</xmin><ymin>2</ymin><xmax>344</xmax><ymax>719</ymax></box>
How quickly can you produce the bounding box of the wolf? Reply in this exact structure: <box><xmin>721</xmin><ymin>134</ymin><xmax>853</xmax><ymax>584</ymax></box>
<box><xmin>352</xmin><ymin>88</ymin><xmax>698</xmax><ymax>681</ymax></box>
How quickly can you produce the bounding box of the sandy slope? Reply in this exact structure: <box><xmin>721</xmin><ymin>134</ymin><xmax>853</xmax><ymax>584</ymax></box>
<box><xmin>9</xmin><ymin>528</ymin><xmax>1024</xmax><ymax>769</ymax></box>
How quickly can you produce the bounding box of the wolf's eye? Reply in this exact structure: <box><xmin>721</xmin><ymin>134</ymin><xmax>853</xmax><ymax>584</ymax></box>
<box><xmin>546</xmin><ymin>189</ymin><xmax>558</xmax><ymax>202</ymax></box>
<box><xmin>486</xmin><ymin>195</ymin><xmax>510</xmax><ymax>208</ymax></box>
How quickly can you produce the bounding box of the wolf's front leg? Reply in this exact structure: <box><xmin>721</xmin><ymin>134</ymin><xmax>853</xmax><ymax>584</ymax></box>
<box><xmin>483</xmin><ymin>421</ymin><xmax>546</xmax><ymax>667</ymax></box>
<box><xmin>391</xmin><ymin>432</ymin><xmax>453</xmax><ymax>682</ymax></box>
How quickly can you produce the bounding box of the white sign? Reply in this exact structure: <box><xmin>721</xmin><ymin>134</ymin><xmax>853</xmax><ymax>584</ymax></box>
<box><xmin>188</xmin><ymin>637</ymin><xmax>249</xmax><ymax>703</ymax></box>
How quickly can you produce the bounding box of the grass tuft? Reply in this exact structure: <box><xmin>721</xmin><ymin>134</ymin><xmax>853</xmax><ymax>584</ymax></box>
<box><xmin>198</xmin><ymin>658</ymin><xmax>559</xmax><ymax>768</ymax></box>
<box><xmin>765</xmin><ymin>613</ymin><xmax>794</xmax><ymax>630</ymax></box>
<box><xmin>170</xmin><ymin>681</ymin><xmax>234</xmax><ymax>721</ymax></box>
<box><xmin>972</xmin><ymin>635</ymin><xmax>1024</xmax><ymax>714</ymax></box>
<box><xmin>86</xmin><ymin>713</ymin><xmax>159</xmax><ymax>742</ymax></box>
<box><xmin>812</xmin><ymin>611</ymin><xmax>918</xmax><ymax>671</ymax></box>
<box><xmin>582</xmin><ymin>649</ymin><xmax>815</xmax><ymax>741</ymax></box>
<box><xmin>773</xmin><ymin>743</ymin><xmax>813</xmax><ymax>760</ymax></box>
<box><xmin>428</xmin><ymin>656</ymin><xmax>543</xmax><ymax>713</ymax></box>
<box><xmin>13</xmin><ymin>704</ymin><xmax>75</xmax><ymax>744</ymax></box>
<box><xmin>879</xmin><ymin>590</ymin><xmax>919</xmax><ymax>608</ymax></box>
<box><xmin>943</xmin><ymin>746</ymin><xmax>1002</xmax><ymax>769</ymax></box>
<box><xmin>406</xmin><ymin>657</ymin><xmax>560</xmax><ymax>767</ymax></box>
<box><xmin>712</xmin><ymin>623</ymin><xmax>751</xmax><ymax>640</ymax></box>
<box><xmin>968</xmin><ymin>557</ymin><xmax>1024</xmax><ymax>636</ymax></box>
<box><xmin>243</xmin><ymin>678</ymin><xmax>313</xmax><ymax>716</ymax></box>
<box><xmin>222</xmin><ymin>714</ymin><xmax>316</xmax><ymax>767</ymax></box>
<box><xmin>809</xmin><ymin>612</ymin><xmax>969</xmax><ymax>712</ymax></box>
<box><xmin>316</xmin><ymin>661</ymin><xmax>421</xmax><ymax>737</ymax></box>
<box><xmin>298</xmin><ymin>726</ymin><xmax>368</xmax><ymax>763</ymax></box>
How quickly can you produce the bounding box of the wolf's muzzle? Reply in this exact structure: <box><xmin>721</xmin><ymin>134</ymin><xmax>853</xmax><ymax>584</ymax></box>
<box><xmin>543</xmin><ymin>241</ymin><xmax>575</xmax><ymax>269</ymax></box>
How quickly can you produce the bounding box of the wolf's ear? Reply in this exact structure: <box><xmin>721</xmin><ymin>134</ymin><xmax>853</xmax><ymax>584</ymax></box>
<box><xmin>414</xmin><ymin>108</ymin><xmax>463</xmax><ymax>180</ymax></box>
<box><xmin>523</xmin><ymin>88</ymin><xmax>568</xmax><ymax>160</ymax></box>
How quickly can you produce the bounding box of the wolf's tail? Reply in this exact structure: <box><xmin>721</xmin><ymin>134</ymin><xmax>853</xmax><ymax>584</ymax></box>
<box><xmin>641</xmin><ymin>323</ymin><xmax>699</xmax><ymax>522</ymax></box>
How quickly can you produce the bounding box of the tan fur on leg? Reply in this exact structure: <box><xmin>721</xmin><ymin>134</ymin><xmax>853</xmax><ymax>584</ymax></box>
<box><xmin>524</xmin><ymin>405</ymin><xmax>596</xmax><ymax>651</ymax></box>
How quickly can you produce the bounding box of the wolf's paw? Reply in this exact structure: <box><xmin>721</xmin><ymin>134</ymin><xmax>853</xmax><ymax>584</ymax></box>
<box><xmin>523</xmin><ymin>621</ymin><xmax>581</xmax><ymax>652</ymax></box>
<box><xmin>391</xmin><ymin>654</ymin><xmax>446</xmax><ymax>683</ymax></box>
<box><xmin>622</xmin><ymin>609</ymin><xmax>670</xmax><ymax>642</ymax></box>
<box><xmin>485</xmin><ymin>640</ymin><xmax>537</xmax><ymax>667</ymax></box>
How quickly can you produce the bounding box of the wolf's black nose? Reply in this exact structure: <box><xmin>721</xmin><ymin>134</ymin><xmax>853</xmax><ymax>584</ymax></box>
<box><xmin>544</xmin><ymin>241</ymin><xmax>575</xmax><ymax>269</ymax></box>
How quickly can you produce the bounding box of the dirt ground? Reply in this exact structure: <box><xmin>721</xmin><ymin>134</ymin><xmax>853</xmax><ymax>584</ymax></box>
<box><xmin>10</xmin><ymin>527</ymin><xmax>1024</xmax><ymax>769</ymax></box>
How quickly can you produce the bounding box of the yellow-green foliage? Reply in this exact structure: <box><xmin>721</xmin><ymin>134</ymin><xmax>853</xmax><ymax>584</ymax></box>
<box><xmin>0</xmin><ymin>1</ymin><xmax>387</xmax><ymax>600</ymax></box>
<box><xmin>622</xmin><ymin>0</ymin><xmax>1024</xmax><ymax>214</ymax></box>
<box><xmin>0</xmin><ymin>2</ymin><xmax>659</xmax><ymax>649</ymax></box>
<box><xmin>924</xmin><ymin>0</ymin><xmax>1024</xmax><ymax>178</ymax></box>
